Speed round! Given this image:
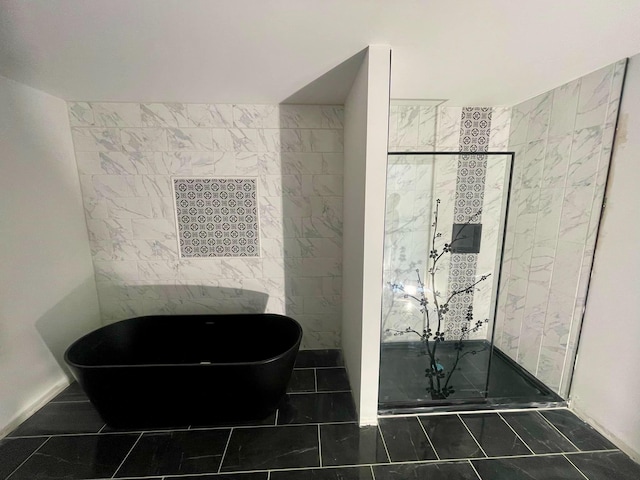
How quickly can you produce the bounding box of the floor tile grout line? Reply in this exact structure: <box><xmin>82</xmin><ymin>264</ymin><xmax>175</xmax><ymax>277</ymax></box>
<box><xmin>218</xmin><ymin>427</ymin><xmax>234</xmax><ymax>474</ymax></box>
<box><xmin>49</xmin><ymin>399</ymin><xmax>92</xmax><ymax>404</ymax></box>
<box><xmin>294</xmin><ymin>366</ymin><xmax>346</xmax><ymax>370</ymax></box>
<box><xmin>288</xmin><ymin>390</ymin><xmax>351</xmax><ymax>395</ymax></box>
<box><xmin>98</xmin><ymin>424</ymin><xmax>107</xmax><ymax>434</ymax></box>
<box><xmin>535</xmin><ymin>410</ymin><xmax>582</xmax><ymax>452</ymax></box>
<box><xmin>415</xmin><ymin>417</ymin><xmax>441</xmax><ymax>461</ymax></box>
<box><xmin>497</xmin><ymin>412</ymin><xmax>536</xmax><ymax>455</ymax></box>
<box><xmin>274</xmin><ymin>409</ymin><xmax>279</xmax><ymax>425</ymax></box>
<box><xmin>376</xmin><ymin>424</ymin><xmax>392</xmax><ymax>463</ymax></box>
<box><xmin>564</xmin><ymin>449</ymin><xmax>621</xmax><ymax>455</ymax></box>
<box><xmin>370</xmin><ymin>465</ymin><xmax>376</xmax><ymax>480</ymax></box>
<box><xmin>467</xmin><ymin>459</ymin><xmax>483</xmax><ymax>480</ymax></box>
<box><xmin>267</xmin><ymin>471</ymin><xmax>271</xmax><ymax>480</ymax></box>
<box><xmin>313</xmin><ymin>368</ymin><xmax>318</xmax><ymax>393</ymax></box>
<box><xmin>317</xmin><ymin>424</ymin><xmax>323</xmax><ymax>467</ymax></box>
<box><xmin>457</xmin><ymin>414</ymin><xmax>489</xmax><ymax>458</ymax></box>
<box><xmin>562</xmin><ymin>453</ymin><xmax>591</xmax><ymax>480</ymax></box>
<box><xmin>111</xmin><ymin>432</ymin><xmax>143</xmax><ymax>478</ymax></box>
<box><xmin>5</xmin><ymin>435</ymin><xmax>51</xmax><ymax>480</ymax></box>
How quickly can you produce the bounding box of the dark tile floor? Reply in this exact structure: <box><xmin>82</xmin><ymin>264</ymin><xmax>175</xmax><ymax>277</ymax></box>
<box><xmin>1</xmin><ymin>349</ymin><xmax>639</xmax><ymax>480</ymax></box>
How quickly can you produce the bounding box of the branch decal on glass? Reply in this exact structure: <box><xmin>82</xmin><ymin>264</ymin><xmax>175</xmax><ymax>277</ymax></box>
<box><xmin>386</xmin><ymin>199</ymin><xmax>491</xmax><ymax>399</ymax></box>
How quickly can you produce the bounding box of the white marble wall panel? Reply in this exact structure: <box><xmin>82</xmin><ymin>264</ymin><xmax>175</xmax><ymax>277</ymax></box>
<box><xmin>435</xmin><ymin>107</ymin><xmax>462</xmax><ymax>151</ymax></box>
<box><xmin>497</xmin><ymin>59</ymin><xmax>626</xmax><ymax>397</ymax></box>
<box><xmin>68</xmin><ymin>102</ymin><xmax>344</xmax><ymax>349</ymax></box>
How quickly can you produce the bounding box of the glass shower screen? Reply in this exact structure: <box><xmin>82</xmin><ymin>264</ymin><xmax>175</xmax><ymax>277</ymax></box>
<box><xmin>378</xmin><ymin>152</ymin><xmax>514</xmax><ymax>410</ymax></box>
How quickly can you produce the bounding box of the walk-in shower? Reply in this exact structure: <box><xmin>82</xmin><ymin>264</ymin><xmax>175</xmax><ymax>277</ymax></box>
<box><xmin>378</xmin><ymin>151</ymin><xmax>563</xmax><ymax>413</ymax></box>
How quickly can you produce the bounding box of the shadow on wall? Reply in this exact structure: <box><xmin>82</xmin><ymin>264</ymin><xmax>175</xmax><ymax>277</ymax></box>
<box><xmin>277</xmin><ymin>51</ymin><xmax>368</xmax><ymax>348</ymax></box>
<box><xmin>34</xmin><ymin>277</ymin><xmax>102</xmax><ymax>377</ymax></box>
<box><xmin>36</xmin><ymin>283</ymin><xmax>269</xmax><ymax>374</ymax></box>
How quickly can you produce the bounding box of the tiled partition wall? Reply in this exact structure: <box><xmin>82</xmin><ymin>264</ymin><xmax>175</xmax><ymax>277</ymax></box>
<box><xmin>495</xmin><ymin>60</ymin><xmax>626</xmax><ymax>396</ymax></box>
<box><xmin>382</xmin><ymin>104</ymin><xmax>510</xmax><ymax>342</ymax></box>
<box><xmin>67</xmin><ymin>102</ymin><xmax>344</xmax><ymax>349</ymax></box>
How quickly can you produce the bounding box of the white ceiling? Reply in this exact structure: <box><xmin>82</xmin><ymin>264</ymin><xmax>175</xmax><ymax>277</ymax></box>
<box><xmin>1</xmin><ymin>0</ymin><xmax>640</xmax><ymax>106</ymax></box>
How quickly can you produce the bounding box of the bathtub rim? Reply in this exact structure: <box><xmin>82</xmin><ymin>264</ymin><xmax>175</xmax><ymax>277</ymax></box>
<box><xmin>64</xmin><ymin>313</ymin><xmax>303</xmax><ymax>370</ymax></box>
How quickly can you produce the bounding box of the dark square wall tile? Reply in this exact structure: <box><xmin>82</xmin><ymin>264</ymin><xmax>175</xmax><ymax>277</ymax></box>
<box><xmin>288</xmin><ymin>369</ymin><xmax>316</xmax><ymax>393</ymax></box>
<box><xmin>50</xmin><ymin>382</ymin><xmax>89</xmax><ymax>402</ymax></box>
<box><xmin>9</xmin><ymin>434</ymin><xmax>138</xmax><ymax>480</ymax></box>
<box><xmin>501</xmin><ymin>411</ymin><xmax>577</xmax><ymax>454</ymax></box>
<box><xmin>8</xmin><ymin>402</ymin><xmax>104</xmax><ymax>437</ymax></box>
<box><xmin>472</xmin><ymin>455</ymin><xmax>585</xmax><ymax>480</ymax></box>
<box><xmin>568</xmin><ymin>451</ymin><xmax>640</xmax><ymax>480</ymax></box>
<box><xmin>378</xmin><ymin>417</ymin><xmax>437</xmax><ymax>462</ymax></box>
<box><xmin>419</xmin><ymin>415</ymin><xmax>484</xmax><ymax>460</ymax></box>
<box><xmin>115</xmin><ymin>429</ymin><xmax>230</xmax><ymax>477</ymax></box>
<box><xmin>540</xmin><ymin>409</ymin><xmax>617</xmax><ymax>451</ymax></box>
<box><xmin>320</xmin><ymin>423</ymin><xmax>389</xmax><ymax>466</ymax></box>
<box><xmin>0</xmin><ymin>437</ymin><xmax>47</xmax><ymax>480</ymax></box>
<box><xmin>221</xmin><ymin>425</ymin><xmax>320</xmax><ymax>472</ymax></box>
<box><xmin>316</xmin><ymin>368</ymin><xmax>351</xmax><ymax>391</ymax></box>
<box><xmin>374</xmin><ymin>461</ymin><xmax>479</xmax><ymax>480</ymax></box>
<box><xmin>460</xmin><ymin>413</ymin><xmax>531</xmax><ymax>457</ymax></box>
<box><xmin>295</xmin><ymin>350</ymin><xmax>344</xmax><ymax>368</ymax></box>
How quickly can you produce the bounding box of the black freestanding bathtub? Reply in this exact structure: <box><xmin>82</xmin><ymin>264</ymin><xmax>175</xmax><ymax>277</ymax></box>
<box><xmin>64</xmin><ymin>314</ymin><xmax>302</xmax><ymax>428</ymax></box>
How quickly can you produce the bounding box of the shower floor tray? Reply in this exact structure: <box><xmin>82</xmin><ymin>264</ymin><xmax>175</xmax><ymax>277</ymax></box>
<box><xmin>378</xmin><ymin>340</ymin><xmax>564</xmax><ymax>414</ymax></box>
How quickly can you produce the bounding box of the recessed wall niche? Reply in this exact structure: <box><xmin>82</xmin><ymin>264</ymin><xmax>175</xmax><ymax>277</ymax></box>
<box><xmin>173</xmin><ymin>177</ymin><xmax>260</xmax><ymax>257</ymax></box>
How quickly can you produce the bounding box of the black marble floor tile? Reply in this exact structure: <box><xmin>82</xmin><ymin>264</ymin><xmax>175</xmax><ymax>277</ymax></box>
<box><xmin>166</xmin><ymin>474</ymin><xmax>268</xmax><ymax>480</ymax></box>
<box><xmin>316</xmin><ymin>368</ymin><xmax>351</xmax><ymax>391</ymax></box>
<box><xmin>101</xmin><ymin>423</ymin><xmax>191</xmax><ymax>433</ymax></box>
<box><xmin>374</xmin><ymin>461</ymin><xmax>479</xmax><ymax>480</ymax></box>
<box><xmin>320</xmin><ymin>423</ymin><xmax>389</xmax><ymax>466</ymax></box>
<box><xmin>8</xmin><ymin>402</ymin><xmax>104</xmax><ymax>437</ymax></box>
<box><xmin>50</xmin><ymin>382</ymin><xmax>89</xmax><ymax>402</ymax></box>
<box><xmin>295</xmin><ymin>349</ymin><xmax>344</xmax><ymax>368</ymax></box>
<box><xmin>471</xmin><ymin>455</ymin><xmax>585</xmax><ymax>479</ymax></box>
<box><xmin>115</xmin><ymin>429</ymin><xmax>230</xmax><ymax>477</ymax></box>
<box><xmin>278</xmin><ymin>392</ymin><xmax>357</xmax><ymax>424</ymax></box>
<box><xmin>288</xmin><ymin>369</ymin><xmax>316</xmax><ymax>393</ymax></box>
<box><xmin>0</xmin><ymin>437</ymin><xmax>47</xmax><ymax>480</ymax></box>
<box><xmin>461</xmin><ymin>413</ymin><xmax>531</xmax><ymax>457</ymax></box>
<box><xmin>378</xmin><ymin>417</ymin><xmax>437</xmax><ymax>461</ymax></box>
<box><xmin>221</xmin><ymin>425</ymin><xmax>320</xmax><ymax>471</ymax></box>
<box><xmin>501</xmin><ymin>411</ymin><xmax>577</xmax><ymax>453</ymax></box>
<box><xmin>9</xmin><ymin>434</ymin><xmax>138</xmax><ymax>480</ymax></box>
<box><xmin>567</xmin><ymin>451</ymin><xmax>640</xmax><ymax>480</ymax></box>
<box><xmin>189</xmin><ymin>411</ymin><xmax>277</xmax><ymax>429</ymax></box>
<box><xmin>540</xmin><ymin>410</ymin><xmax>617</xmax><ymax>451</ymax></box>
<box><xmin>419</xmin><ymin>415</ymin><xmax>484</xmax><ymax>459</ymax></box>
<box><xmin>271</xmin><ymin>466</ymin><xmax>373</xmax><ymax>480</ymax></box>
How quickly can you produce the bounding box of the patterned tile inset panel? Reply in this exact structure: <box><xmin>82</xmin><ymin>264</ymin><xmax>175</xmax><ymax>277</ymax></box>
<box><xmin>446</xmin><ymin>107</ymin><xmax>492</xmax><ymax>338</ymax></box>
<box><xmin>174</xmin><ymin>178</ymin><xmax>259</xmax><ymax>257</ymax></box>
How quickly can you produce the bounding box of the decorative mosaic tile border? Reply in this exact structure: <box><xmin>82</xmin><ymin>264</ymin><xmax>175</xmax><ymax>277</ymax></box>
<box><xmin>173</xmin><ymin>177</ymin><xmax>260</xmax><ymax>257</ymax></box>
<box><xmin>447</xmin><ymin>107</ymin><xmax>492</xmax><ymax>337</ymax></box>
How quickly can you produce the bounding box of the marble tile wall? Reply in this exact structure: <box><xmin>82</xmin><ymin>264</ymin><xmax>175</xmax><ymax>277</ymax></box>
<box><xmin>381</xmin><ymin>104</ymin><xmax>510</xmax><ymax>343</ymax></box>
<box><xmin>68</xmin><ymin>102</ymin><xmax>344</xmax><ymax>349</ymax></box>
<box><xmin>495</xmin><ymin>60</ymin><xmax>626</xmax><ymax>396</ymax></box>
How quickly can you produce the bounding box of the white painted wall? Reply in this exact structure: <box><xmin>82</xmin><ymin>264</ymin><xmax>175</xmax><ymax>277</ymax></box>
<box><xmin>571</xmin><ymin>54</ymin><xmax>640</xmax><ymax>461</ymax></box>
<box><xmin>342</xmin><ymin>45</ymin><xmax>390</xmax><ymax>426</ymax></box>
<box><xmin>0</xmin><ymin>75</ymin><xmax>101</xmax><ymax>435</ymax></box>
<box><xmin>2</xmin><ymin>1</ymin><xmax>640</xmax><ymax>106</ymax></box>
